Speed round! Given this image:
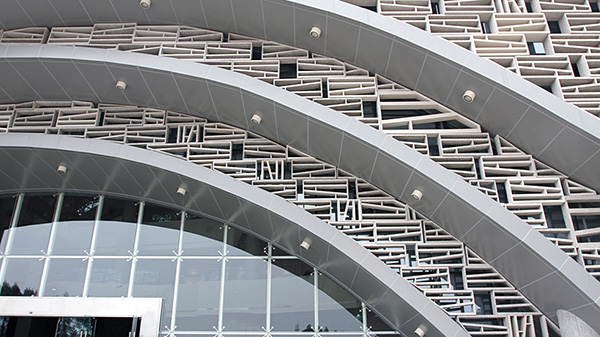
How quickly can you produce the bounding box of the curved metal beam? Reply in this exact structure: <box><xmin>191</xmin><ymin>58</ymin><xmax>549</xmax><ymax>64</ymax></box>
<box><xmin>0</xmin><ymin>0</ymin><xmax>598</xmax><ymax>193</ymax></box>
<box><xmin>0</xmin><ymin>45</ymin><xmax>599</xmax><ymax>330</ymax></box>
<box><xmin>0</xmin><ymin>133</ymin><xmax>467</xmax><ymax>337</ymax></box>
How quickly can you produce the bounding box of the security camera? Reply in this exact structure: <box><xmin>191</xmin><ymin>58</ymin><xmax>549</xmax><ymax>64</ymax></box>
<box><xmin>414</xmin><ymin>327</ymin><xmax>426</xmax><ymax>337</ymax></box>
<box><xmin>140</xmin><ymin>0</ymin><xmax>151</xmax><ymax>9</ymax></box>
<box><xmin>462</xmin><ymin>90</ymin><xmax>476</xmax><ymax>103</ymax></box>
<box><xmin>411</xmin><ymin>189</ymin><xmax>423</xmax><ymax>201</ymax></box>
<box><xmin>309</xmin><ymin>27</ymin><xmax>321</xmax><ymax>39</ymax></box>
<box><xmin>115</xmin><ymin>80</ymin><xmax>127</xmax><ymax>91</ymax></box>
<box><xmin>251</xmin><ymin>114</ymin><xmax>262</xmax><ymax>125</ymax></box>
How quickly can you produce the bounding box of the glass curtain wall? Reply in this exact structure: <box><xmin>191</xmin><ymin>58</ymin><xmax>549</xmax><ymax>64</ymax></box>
<box><xmin>0</xmin><ymin>193</ymin><xmax>396</xmax><ymax>336</ymax></box>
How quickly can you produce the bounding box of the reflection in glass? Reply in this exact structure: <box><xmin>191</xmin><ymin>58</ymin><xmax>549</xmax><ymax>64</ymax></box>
<box><xmin>271</xmin><ymin>259</ymin><xmax>314</xmax><ymax>332</ymax></box>
<box><xmin>101</xmin><ymin>198</ymin><xmax>138</xmax><ymax>223</ymax></box>
<box><xmin>10</xmin><ymin>195</ymin><xmax>55</xmax><ymax>255</ymax></box>
<box><xmin>0</xmin><ymin>197</ymin><xmax>15</xmax><ymax>253</ymax></box>
<box><xmin>52</xmin><ymin>220</ymin><xmax>94</xmax><ymax>255</ymax></box>
<box><xmin>181</xmin><ymin>213</ymin><xmax>223</xmax><ymax>256</ymax></box>
<box><xmin>1</xmin><ymin>258</ymin><xmax>43</xmax><ymax>296</ymax></box>
<box><xmin>176</xmin><ymin>259</ymin><xmax>221</xmax><ymax>331</ymax></box>
<box><xmin>88</xmin><ymin>259</ymin><xmax>131</xmax><ymax>297</ymax></box>
<box><xmin>226</xmin><ymin>226</ymin><xmax>267</xmax><ymax>257</ymax></box>
<box><xmin>16</xmin><ymin>195</ymin><xmax>56</xmax><ymax>227</ymax></box>
<box><xmin>59</xmin><ymin>195</ymin><xmax>98</xmax><ymax>222</ymax></box>
<box><xmin>44</xmin><ymin>258</ymin><xmax>87</xmax><ymax>297</ymax></box>
<box><xmin>138</xmin><ymin>204</ymin><xmax>180</xmax><ymax>256</ymax></box>
<box><xmin>56</xmin><ymin>317</ymin><xmax>94</xmax><ymax>337</ymax></box>
<box><xmin>318</xmin><ymin>274</ymin><xmax>363</xmax><ymax>332</ymax></box>
<box><xmin>94</xmin><ymin>221</ymin><xmax>136</xmax><ymax>256</ymax></box>
<box><xmin>223</xmin><ymin>259</ymin><xmax>267</xmax><ymax>331</ymax></box>
<box><xmin>133</xmin><ymin>259</ymin><xmax>176</xmax><ymax>324</ymax></box>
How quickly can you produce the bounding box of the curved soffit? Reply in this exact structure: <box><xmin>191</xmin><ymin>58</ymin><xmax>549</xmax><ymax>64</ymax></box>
<box><xmin>0</xmin><ymin>0</ymin><xmax>599</xmax><ymax>193</ymax></box>
<box><xmin>0</xmin><ymin>45</ymin><xmax>598</xmax><ymax>330</ymax></box>
<box><xmin>0</xmin><ymin>133</ymin><xmax>468</xmax><ymax>337</ymax></box>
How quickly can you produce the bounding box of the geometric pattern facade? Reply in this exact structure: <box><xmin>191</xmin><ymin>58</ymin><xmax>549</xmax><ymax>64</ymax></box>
<box><xmin>1</xmin><ymin>19</ymin><xmax>599</xmax><ymax>337</ymax></box>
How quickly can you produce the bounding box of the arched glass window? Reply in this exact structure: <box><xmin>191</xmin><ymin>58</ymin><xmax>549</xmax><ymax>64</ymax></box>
<box><xmin>0</xmin><ymin>193</ymin><xmax>397</xmax><ymax>336</ymax></box>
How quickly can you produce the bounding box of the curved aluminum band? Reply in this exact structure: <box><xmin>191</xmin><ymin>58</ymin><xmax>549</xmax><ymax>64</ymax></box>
<box><xmin>0</xmin><ymin>0</ymin><xmax>598</xmax><ymax>192</ymax></box>
<box><xmin>0</xmin><ymin>45</ymin><xmax>599</xmax><ymax>330</ymax></box>
<box><xmin>0</xmin><ymin>133</ymin><xmax>467</xmax><ymax>337</ymax></box>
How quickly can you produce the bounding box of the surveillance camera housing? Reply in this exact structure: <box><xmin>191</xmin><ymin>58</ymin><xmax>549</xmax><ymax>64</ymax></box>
<box><xmin>309</xmin><ymin>27</ymin><xmax>321</xmax><ymax>39</ymax></box>
<box><xmin>57</xmin><ymin>165</ymin><xmax>67</xmax><ymax>173</ymax></box>
<box><xmin>411</xmin><ymin>189</ymin><xmax>423</xmax><ymax>201</ymax></box>
<box><xmin>414</xmin><ymin>327</ymin><xmax>426</xmax><ymax>337</ymax></box>
<box><xmin>140</xmin><ymin>0</ymin><xmax>151</xmax><ymax>9</ymax></box>
<box><xmin>300</xmin><ymin>238</ymin><xmax>312</xmax><ymax>250</ymax></box>
<box><xmin>251</xmin><ymin>114</ymin><xmax>262</xmax><ymax>125</ymax></box>
<box><xmin>462</xmin><ymin>90</ymin><xmax>476</xmax><ymax>103</ymax></box>
<box><xmin>115</xmin><ymin>80</ymin><xmax>127</xmax><ymax>91</ymax></box>
<box><xmin>176</xmin><ymin>187</ymin><xmax>187</xmax><ymax>196</ymax></box>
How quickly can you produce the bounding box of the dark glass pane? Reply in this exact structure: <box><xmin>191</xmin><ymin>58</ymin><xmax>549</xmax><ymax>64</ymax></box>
<box><xmin>94</xmin><ymin>221</ymin><xmax>137</xmax><ymax>256</ymax></box>
<box><xmin>176</xmin><ymin>259</ymin><xmax>221</xmax><ymax>331</ymax></box>
<box><xmin>95</xmin><ymin>318</ymin><xmax>135</xmax><ymax>337</ymax></box>
<box><xmin>52</xmin><ymin>220</ymin><xmax>94</xmax><ymax>255</ymax></box>
<box><xmin>280</xmin><ymin>63</ymin><xmax>297</xmax><ymax>79</ymax></box>
<box><xmin>44</xmin><ymin>258</ymin><xmax>87</xmax><ymax>297</ymax></box>
<box><xmin>573</xmin><ymin>215</ymin><xmax>600</xmax><ymax>230</ymax></box>
<box><xmin>9</xmin><ymin>317</ymin><xmax>58</xmax><ymax>337</ymax></box>
<box><xmin>56</xmin><ymin>317</ymin><xmax>95</xmax><ymax>337</ymax></box>
<box><xmin>226</xmin><ymin>227</ymin><xmax>267</xmax><ymax>257</ymax></box>
<box><xmin>544</xmin><ymin>206</ymin><xmax>566</xmax><ymax>228</ymax></box>
<box><xmin>548</xmin><ymin>21</ymin><xmax>561</xmax><ymax>33</ymax></box>
<box><xmin>271</xmin><ymin>259</ymin><xmax>314</xmax><ymax>332</ymax></box>
<box><xmin>133</xmin><ymin>259</ymin><xmax>176</xmax><ymax>326</ymax></box>
<box><xmin>592</xmin><ymin>2</ymin><xmax>600</xmax><ymax>11</ymax></box>
<box><xmin>59</xmin><ymin>195</ymin><xmax>99</xmax><ymax>222</ymax></box>
<box><xmin>101</xmin><ymin>198</ymin><xmax>138</xmax><ymax>223</ymax></box>
<box><xmin>181</xmin><ymin>214</ymin><xmax>223</xmax><ymax>256</ymax></box>
<box><xmin>362</xmin><ymin>101</ymin><xmax>377</xmax><ymax>118</ymax></box>
<box><xmin>88</xmin><ymin>259</ymin><xmax>131</xmax><ymax>297</ymax></box>
<box><xmin>0</xmin><ymin>197</ymin><xmax>15</xmax><ymax>254</ymax></box>
<box><xmin>223</xmin><ymin>259</ymin><xmax>267</xmax><ymax>331</ymax></box>
<box><xmin>17</xmin><ymin>195</ymin><xmax>56</xmax><ymax>227</ymax></box>
<box><xmin>138</xmin><ymin>204</ymin><xmax>181</xmax><ymax>256</ymax></box>
<box><xmin>1</xmin><ymin>258</ymin><xmax>43</xmax><ymax>296</ymax></box>
<box><xmin>318</xmin><ymin>274</ymin><xmax>362</xmax><ymax>332</ymax></box>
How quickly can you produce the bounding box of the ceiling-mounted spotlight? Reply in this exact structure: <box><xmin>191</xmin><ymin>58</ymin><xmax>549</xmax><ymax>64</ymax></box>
<box><xmin>300</xmin><ymin>238</ymin><xmax>312</xmax><ymax>250</ymax></box>
<box><xmin>309</xmin><ymin>27</ymin><xmax>322</xmax><ymax>39</ymax></box>
<box><xmin>115</xmin><ymin>80</ymin><xmax>127</xmax><ymax>91</ymax></box>
<box><xmin>462</xmin><ymin>90</ymin><xmax>476</xmax><ymax>103</ymax></box>
<box><xmin>57</xmin><ymin>164</ymin><xmax>67</xmax><ymax>174</ymax></box>
<box><xmin>414</xmin><ymin>326</ymin><xmax>427</xmax><ymax>337</ymax></box>
<box><xmin>140</xmin><ymin>0</ymin><xmax>151</xmax><ymax>9</ymax></box>
<box><xmin>411</xmin><ymin>189</ymin><xmax>423</xmax><ymax>201</ymax></box>
<box><xmin>176</xmin><ymin>186</ymin><xmax>187</xmax><ymax>196</ymax></box>
<box><xmin>251</xmin><ymin>113</ymin><xmax>262</xmax><ymax>125</ymax></box>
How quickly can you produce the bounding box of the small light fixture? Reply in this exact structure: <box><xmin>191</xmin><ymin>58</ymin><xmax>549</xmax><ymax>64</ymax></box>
<box><xmin>57</xmin><ymin>164</ymin><xmax>67</xmax><ymax>174</ymax></box>
<box><xmin>115</xmin><ymin>80</ymin><xmax>127</xmax><ymax>91</ymax></box>
<box><xmin>251</xmin><ymin>113</ymin><xmax>262</xmax><ymax>125</ymax></box>
<box><xmin>176</xmin><ymin>186</ymin><xmax>187</xmax><ymax>196</ymax></box>
<box><xmin>414</xmin><ymin>326</ymin><xmax>427</xmax><ymax>337</ymax></box>
<box><xmin>462</xmin><ymin>90</ymin><xmax>476</xmax><ymax>103</ymax></box>
<box><xmin>309</xmin><ymin>27</ymin><xmax>321</xmax><ymax>39</ymax></box>
<box><xmin>411</xmin><ymin>189</ymin><xmax>423</xmax><ymax>201</ymax></box>
<box><xmin>140</xmin><ymin>0</ymin><xmax>151</xmax><ymax>9</ymax></box>
<box><xmin>300</xmin><ymin>238</ymin><xmax>312</xmax><ymax>250</ymax></box>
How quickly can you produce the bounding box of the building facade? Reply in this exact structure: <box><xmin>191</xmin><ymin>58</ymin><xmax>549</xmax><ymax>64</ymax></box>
<box><xmin>0</xmin><ymin>0</ymin><xmax>599</xmax><ymax>336</ymax></box>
